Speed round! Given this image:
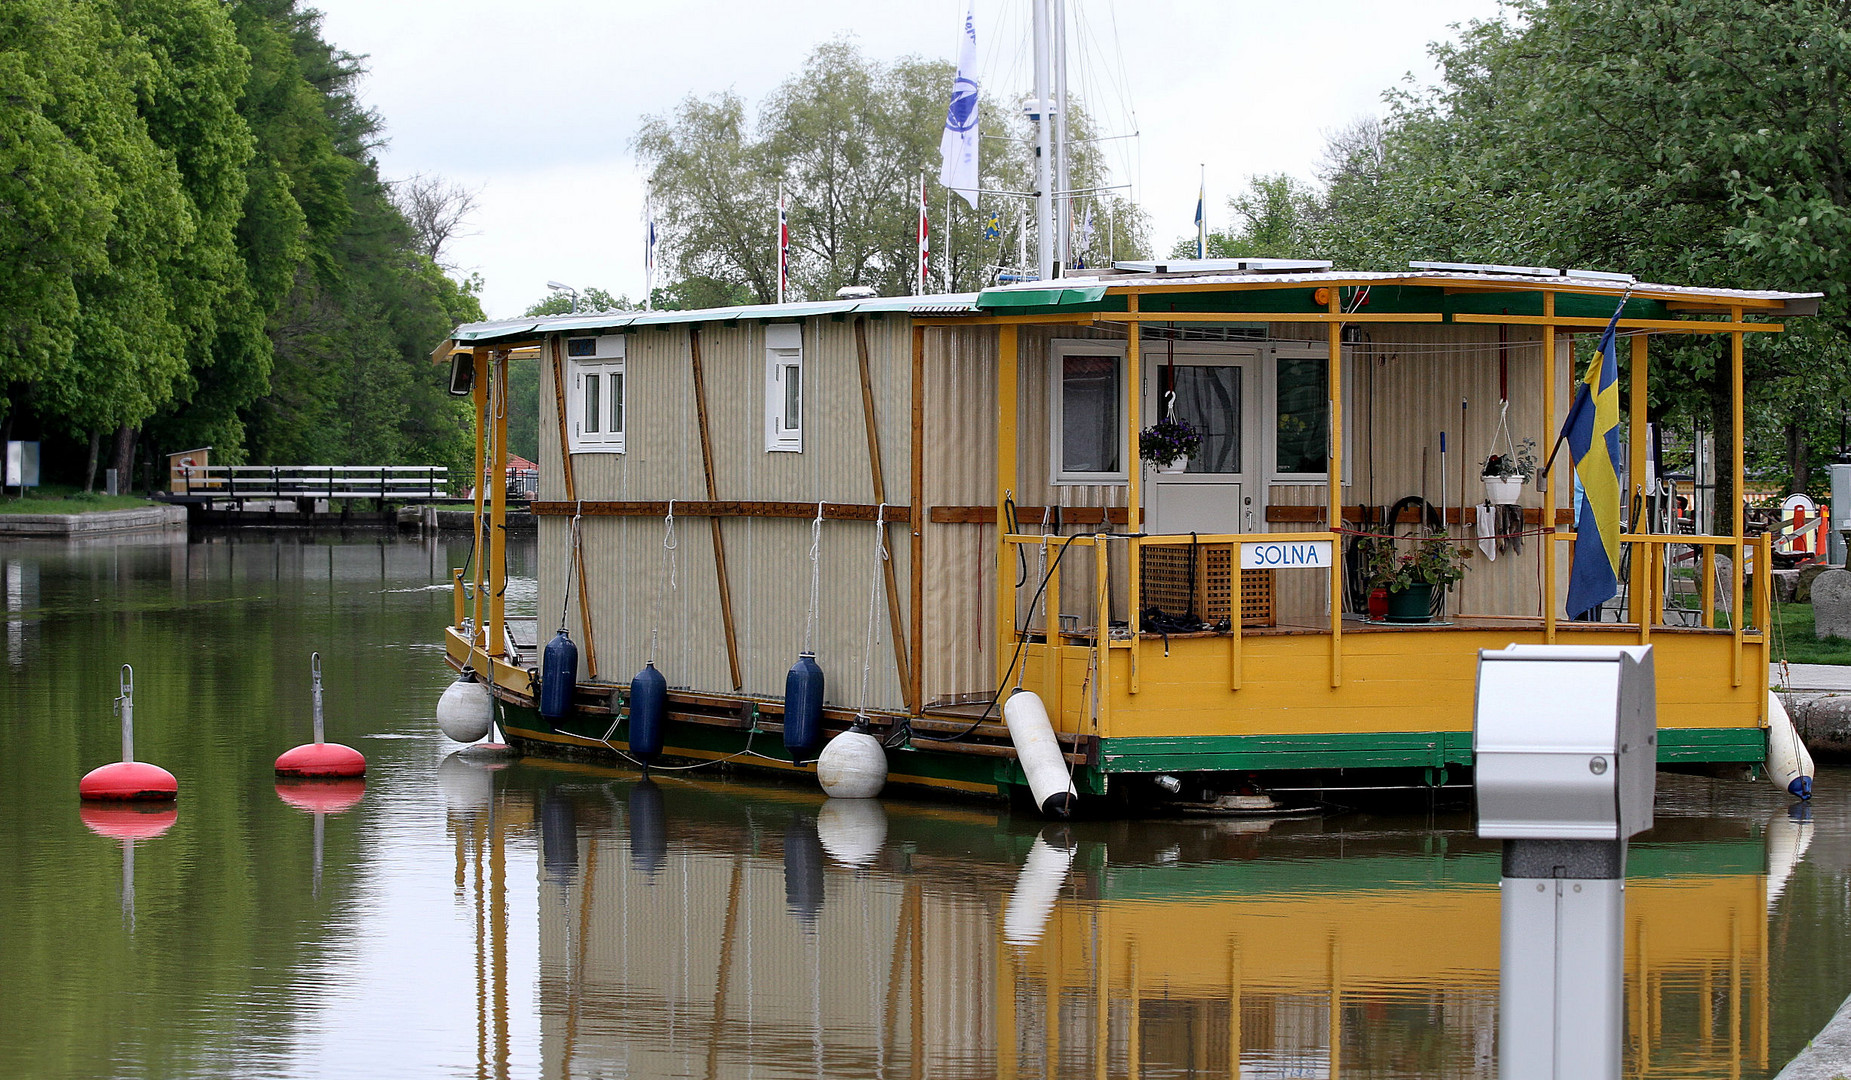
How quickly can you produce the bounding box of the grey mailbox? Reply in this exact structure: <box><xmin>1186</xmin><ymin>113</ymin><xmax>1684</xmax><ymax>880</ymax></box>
<box><xmin>1474</xmin><ymin>644</ymin><xmax>1656</xmax><ymax>841</ymax></box>
<box><xmin>1476</xmin><ymin>644</ymin><xmax>1657</xmax><ymax>1080</ymax></box>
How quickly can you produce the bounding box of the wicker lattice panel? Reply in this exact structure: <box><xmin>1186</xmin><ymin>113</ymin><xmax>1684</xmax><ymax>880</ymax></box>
<box><xmin>1139</xmin><ymin>543</ymin><xmax>1275</xmax><ymax>628</ymax></box>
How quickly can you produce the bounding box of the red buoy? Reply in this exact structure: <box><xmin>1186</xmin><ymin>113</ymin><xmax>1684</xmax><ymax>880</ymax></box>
<box><xmin>276</xmin><ymin>653</ymin><xmax>366</xmax><ymax>778</ymax></box>
<box><xmin>79</xmin><ymin>803</ymin><xmax>178</xmax><ymax>841</ymax></box>
<box><xmin>80</xmin><ymin>666</ymin><xmax>178</xmax><ymax>802</ymax></box>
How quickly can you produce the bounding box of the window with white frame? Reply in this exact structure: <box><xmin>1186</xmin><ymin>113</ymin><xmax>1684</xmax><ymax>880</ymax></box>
<box><xmin>566</xmin><ymin>335</ymin><xmax>625</xmax><ymax>454</ymax></box>
<box><xmin>765</xmin><ymin>323</ymin><xmax>803</xmax><ymax>452</ymax></box>
<box><xmin>1266</xmin><ymin>346</ymin><xmax>1352</xmax><ymax>484</ymax></box>
<box><xmin>1049</xmin><ymin>339</ymin><xmax>1129</xmax><ymax>483</ymax></box>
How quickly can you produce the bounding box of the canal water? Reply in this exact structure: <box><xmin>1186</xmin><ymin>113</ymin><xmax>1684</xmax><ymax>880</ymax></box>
<box><xmin>1</xmin><ymin>532</ymin><xmax>1846</xmax><ymax>1079</ymax></box>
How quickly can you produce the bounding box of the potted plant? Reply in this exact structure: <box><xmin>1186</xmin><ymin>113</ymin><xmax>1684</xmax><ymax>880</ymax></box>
<box><xmin>1140</xmin><ymin>418</ymin><xmax>1202</xmax><ymax>473</ymax></box>
<box><xmin>1363</xmin><ymin>530</ymin><xmax>1469</xmax><ymax>623</ymax></box>
<box><xmin>1481</xmin><ymin>437</ymin><xmax>1538</xmax><ymax>505</ymax></box>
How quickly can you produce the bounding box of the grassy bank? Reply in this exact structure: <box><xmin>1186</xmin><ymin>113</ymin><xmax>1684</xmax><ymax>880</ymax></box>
<box><xmin>1773</xmin><ymin>601</ymin><xmax>1851</xmax><ymax>665</ymax></box>
<box><xmin>0</xmin><ymin>485</ymin><xmax>157</xmax><ymax>515</ymax></box>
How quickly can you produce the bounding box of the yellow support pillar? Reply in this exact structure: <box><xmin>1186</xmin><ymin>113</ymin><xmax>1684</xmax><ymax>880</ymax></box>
<box><xmin>489</xmin><ymin>351</ymin><xmax>509</xmax><ymax>658</ymax></box>
<box><xmin>1732</xmin><ymin>315</ymin><xmax>1745</xmax><ymax>686</ymax></box>
<box><xmin>1327</xmin><ymin>296</ymin><xmax>1344</xmax><ymax>687</ymax></box>
<box><xmin>1127</xmin><ymin>297</ymin><xmax>1142</xmax><ymax>694</ymax></box>
<box><xmin>1542</xmin><ymin>296</ymin><xmax>1558</xmax><ymax>641</ymax></box>
<box><xmin>471</xmin><ymin>349</ymin><xmax>489</xmax><ymax>652</ymax></box>
<box><xmin>997</xmin><ymin>326</ymin><xmax>1020</xmax><ymax>688</ymax></box>
<box><xmin>1630</xmin><ymin>334</ymin><xmax>1650</xmax><ymax>628</ymax></box>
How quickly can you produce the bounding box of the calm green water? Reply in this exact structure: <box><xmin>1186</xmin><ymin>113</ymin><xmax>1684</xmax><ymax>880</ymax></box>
<box><xmin>0</xmin><ymin>532</ymin><xmax>1846</xmax><ymax>1079</ymax></box>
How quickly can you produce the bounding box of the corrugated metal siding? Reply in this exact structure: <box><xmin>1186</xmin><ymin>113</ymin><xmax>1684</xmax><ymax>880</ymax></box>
<box><xmin>1343</xmin><ymin>323</ymin><xmax>1561</xmax><ymax>619</ymax></box>
<box><xmin>538</xmin><ymin>319</ymin><xmax>911</xmax><ymax>710</ymax></box>
<box><xmin>922</xmin><ymin>324</ymin><xmax>999</xmax><ymax>703</ymax></box>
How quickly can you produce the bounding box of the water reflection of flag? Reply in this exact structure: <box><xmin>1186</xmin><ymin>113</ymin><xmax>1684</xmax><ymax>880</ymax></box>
<box><xmin>1560</xmin><ymin>295</ymin><xmax>1628</xmax><ymax>618</ymax></box>
<box><xmin>937</xmin><ymin>0</ymin><xmax>979</xmax><ymax>209</ymax></box>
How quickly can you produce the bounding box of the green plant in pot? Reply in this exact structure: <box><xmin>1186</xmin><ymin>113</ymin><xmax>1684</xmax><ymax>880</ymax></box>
<box><xmin>1363</xmin><ymin>530</ymin><xmax>1469</xmax><ymax>623</ymax></box>
<box><xmin>1481</xmin><ymin>438</ymin><xmax>1538</xmax><ymax>505</ymax></box>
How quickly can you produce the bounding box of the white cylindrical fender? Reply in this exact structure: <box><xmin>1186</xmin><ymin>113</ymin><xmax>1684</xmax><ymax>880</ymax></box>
<box><xmin>1766</xmin><ymin>692</ymin><xmax>1815</xmax><ymax>800</ymax></box>
<box><xmin>1002</xmin><ymin>832</ymin><xmax>1077</xmax><ymax>946</ymax></box>
<box><xmin>1003</xmin><ymin>689</ymin><xmax>1077</xmax><ymax>818</ymax></box>
<box><xmin>437</xmin><ymin>675</ymin><xmax>494</xmax><ymax>743</ymax></box>
<box><xmin>1765</xmin><ymin>804</ymin><xmax>1814</xmax><ymax>911</ymax></box>
<box><xmin>817</xmin><ymin>729</ymin><xmax>887</xmax><ymax>799</ymax></box>
<box><xmin>816</xmin><ymin>797</ymin><xmax>888</xmax><ymax>867</ymax></box>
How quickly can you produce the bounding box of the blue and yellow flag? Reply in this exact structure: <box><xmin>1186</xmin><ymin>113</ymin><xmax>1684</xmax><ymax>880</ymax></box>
<box><xmin>1560</xmin><ymin>297</ymin><xmax>1628</xmax><ymax>618</ymax></box>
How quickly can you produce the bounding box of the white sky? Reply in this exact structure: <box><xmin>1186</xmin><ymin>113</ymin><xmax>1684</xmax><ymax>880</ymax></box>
<box><xmin>307</xmin><ymin>0</ymin><xmax>1508</xmax><ymax>319</ymax></box>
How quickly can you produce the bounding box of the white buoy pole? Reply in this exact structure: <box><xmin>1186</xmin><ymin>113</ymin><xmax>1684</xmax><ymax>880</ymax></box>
<box><xmin>311</xmin><ymin>652</ymin><xmax>325</xmax><ymax>745</ymax></box>
<box><xmin>118</xmin><ymin>664</ymin><xmax>134</xmax><ymax>763</ymax></box>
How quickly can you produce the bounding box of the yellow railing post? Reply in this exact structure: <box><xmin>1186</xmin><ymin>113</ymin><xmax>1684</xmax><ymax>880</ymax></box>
<box><xmin>1095</xmin><ymin>536</ymin><xmax>1111</xmax><ymax>738</ymax></box>
<box><xmin>471</xmin><ymin>349</ymin><xmax>489</xmax><ymax>650</ymax></box>
<box><xmin>1638</xmin><ymin>540</ymin><xmax>1653</xmax><ymax>645</ymax></box>
<box><xmin>997</xmin><ymin>326</ymin><xmax>1020</xmax><ymax>688</ymax></box>
<box><xmin>1229</xmin><ymin>546</ymin><xmax>1243</xmax><ymax>690</ymax></box>
<box><xmin>1044</xmin><ymin>533</ymin><xmax>1062</xmax><ymax>722</ymax></box>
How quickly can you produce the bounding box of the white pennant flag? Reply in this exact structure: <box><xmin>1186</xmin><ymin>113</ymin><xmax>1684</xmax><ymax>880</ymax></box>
<box><xmin>937</xmin><ymin>0</ymin><xmax>979</xmax><ymax>209</ymax></box>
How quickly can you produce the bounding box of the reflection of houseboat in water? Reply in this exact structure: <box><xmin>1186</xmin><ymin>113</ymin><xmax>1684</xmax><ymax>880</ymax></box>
<box><xmin>435</xmin><ymin>265</ymin><xmax>1817</xmax><ymax>810</ymax></box>
<box><xmin>445</xmin><ymin>759</ymin><xmax>1789</xmax><ymax>1078</ymax></box>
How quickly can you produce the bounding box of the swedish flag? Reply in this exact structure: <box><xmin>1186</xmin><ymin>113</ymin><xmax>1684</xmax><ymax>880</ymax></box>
<box><xmin>1560</xmin><ymin>297</ymin><xmax>1628</xmax><ymax>618</ymax></box>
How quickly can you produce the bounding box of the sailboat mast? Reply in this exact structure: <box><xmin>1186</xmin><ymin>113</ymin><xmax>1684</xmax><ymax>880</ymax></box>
<box><xmin>1053</xmin><ymin>0</ymin><xmax>1070</xmax><ymax>275</ymax></box>
<box><xmin>1031</xmin><ymin>0</ymin><xmax>1055</xmax><ymax>281</ymax></box>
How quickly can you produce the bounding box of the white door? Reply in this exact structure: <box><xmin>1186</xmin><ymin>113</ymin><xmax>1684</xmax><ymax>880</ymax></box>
<box><xmin>1143</xmin><ymin>346</ymin><xmax>1260</xmax><ymax>535</ymax></box>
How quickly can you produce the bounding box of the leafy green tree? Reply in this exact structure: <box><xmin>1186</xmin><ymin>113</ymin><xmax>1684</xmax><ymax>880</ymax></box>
<box><xmin>638</xmin><ymin>38</ymin><xmax>1145</xmax><ymax>303</ymax></box>
<box><xmin>1300</xmin><ymin>0</ymin><xmax>1851</xmax><ymax>522</ymax></box>
<box><xmin>1171</xmin><ymin>173</ymin><xmax>1320</xmax><ymax>259</ymax></box>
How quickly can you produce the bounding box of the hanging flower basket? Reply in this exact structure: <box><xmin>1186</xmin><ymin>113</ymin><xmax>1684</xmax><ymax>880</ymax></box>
<box><xmin>1139</xmin><ymin>418</ymin><xmax>1202</xmax><ymax>471</ymax></box>
<box><xmin>1482</xmin><ymin>475</ymin><xmax>1525</xmax><ymax>505</ymax></box>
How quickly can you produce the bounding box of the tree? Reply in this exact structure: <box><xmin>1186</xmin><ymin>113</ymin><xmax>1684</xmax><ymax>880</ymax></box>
<box><xmin>391</xmin><ymin>173</ymin><xmax>480</xmax><ymax>266</ymax></box>
<box><xmin>1171</xmin><ymin>174</ymin><xmax>1320</xmax><ymax>259</ymax></box>
<box><xmin>638</xmin><ymin>38</ymin><xmax>1146</xmax><ymax>303</ymax></box>
<box><xmin>1300</xmin><ymin>0</ymin><xmax>1851</xmax><ymax>520</ymax></box>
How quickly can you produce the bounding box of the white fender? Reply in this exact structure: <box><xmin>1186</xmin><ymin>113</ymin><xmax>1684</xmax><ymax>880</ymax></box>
<box><xmin>816</xmin><ymin>797</ymin><xmax>888</xmax><ymax>867</ymax></box>
<box><xmin>1002</xmin><ymin>832</ymin><xmax>1077</xmax><ymax>946</ymax></box>
<box><xmin>1765</xmin><ymin>805</ymin><xmax>1814</xmax><ymax>911</ymax></box>
<box><xmin>437</xmin><ymin>675</ymin><xmax>494</xmax><ymax>743</ymax></box>
<box><xmin>816</xmin><ymin>729</ymin><xmax>887</xmax><ymax>799</ymax></box>
<box><xmin>1766</xmin><ymin>692</ymin><xmax>1815</xmax><ymax>800</ymax></box>
<box><xmin>1003</xmin><ymin>689</ymin><xmax>1078</xmax><ymax>818</ymax></box>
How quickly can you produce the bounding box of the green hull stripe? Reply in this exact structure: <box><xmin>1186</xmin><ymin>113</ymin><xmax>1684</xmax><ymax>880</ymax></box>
<box><xmin>1098</xmin><ymin>727</ymin><xmax>1765</xmax><ymax>773</ymax></box>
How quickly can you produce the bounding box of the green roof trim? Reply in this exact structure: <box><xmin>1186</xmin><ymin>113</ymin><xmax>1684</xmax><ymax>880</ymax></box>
<box><xmin>975</xmin><ymin>285</ymin><xmax>1109</xmax><ymax>310</ymax></box>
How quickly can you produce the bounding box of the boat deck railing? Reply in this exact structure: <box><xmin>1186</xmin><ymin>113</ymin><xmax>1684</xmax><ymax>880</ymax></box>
<box><xmin>997</xmin><ymin>529</ymin><xmax>1773</xmax><ymax>694</ymax></box>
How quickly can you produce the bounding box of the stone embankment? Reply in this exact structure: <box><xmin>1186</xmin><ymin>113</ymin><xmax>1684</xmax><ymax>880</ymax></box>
<box><xmin>0</xmin><ymin>504</ymin><xmax>187</xmax><ymax>538</ymax></box>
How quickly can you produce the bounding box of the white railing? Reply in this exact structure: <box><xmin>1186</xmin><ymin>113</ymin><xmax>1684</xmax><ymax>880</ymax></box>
<box><xmin>171</xmin><ymin>465</ymin><xmax>449</xmax><ymax>500</ymax></box>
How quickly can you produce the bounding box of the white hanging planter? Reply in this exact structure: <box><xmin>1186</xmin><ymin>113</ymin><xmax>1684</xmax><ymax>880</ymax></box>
<box><xmin>1157</xmin><ymin>457</ymin><xmax>1190</xmax><ymax>474</ymax></box>
<box><xmin>1483</xmin><ymin>476</ymin><xmax>1525</xmax><ymax>505</ymax></box>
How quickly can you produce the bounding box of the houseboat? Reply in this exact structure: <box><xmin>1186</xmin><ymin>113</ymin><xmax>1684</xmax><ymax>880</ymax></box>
<box><xmin>433</xmin><ymin>260</ymin><xmax>1818</xmax><ymax>811</ymax></box>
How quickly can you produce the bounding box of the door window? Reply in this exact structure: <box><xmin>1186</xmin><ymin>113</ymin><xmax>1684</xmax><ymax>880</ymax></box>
<box><xmin>1163</xmin><ymin>365</ymin><xmax>1242</xmax><ymax>474</ymax></box>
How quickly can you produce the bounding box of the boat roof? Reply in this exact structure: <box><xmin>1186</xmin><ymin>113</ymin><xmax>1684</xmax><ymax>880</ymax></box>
<box><xmin>443</xmin><ymin>265</ymin><xmax>1820</xmax><ymax>346</ymax></box>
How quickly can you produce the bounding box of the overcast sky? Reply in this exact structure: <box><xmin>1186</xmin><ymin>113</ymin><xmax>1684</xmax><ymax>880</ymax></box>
<box><xmin>308</xmin><ymin>0</ymin><xmax>1508</xmax><ymax>319</ymax></box>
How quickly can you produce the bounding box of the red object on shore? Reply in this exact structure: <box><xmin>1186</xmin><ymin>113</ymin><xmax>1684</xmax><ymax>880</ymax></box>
<box><xmin>79</xmin><ymin>802</ymin><xmax>178</xmax><ymax>840</ymax></box>
<box><xmin>275</xmin><ymin>777</ymin><xmax>366</xmax><ymax>814</ymax></box>
<box><xmin>79</xmin><ymin>761</ymin><xmax>178</xmax><ymax>802</ymax></box>
<box><xmin>274</xmin><ymin>741</ymin><xmax>366</xmax><ymax>778</ymax></box>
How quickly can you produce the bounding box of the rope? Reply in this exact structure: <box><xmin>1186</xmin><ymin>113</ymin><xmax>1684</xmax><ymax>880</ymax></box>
<box><xmin>803</xmin><ymin>501</ymin><xmax>824</xmax><ymax>654</ymax></box>
<box><xmin>857</xmin><ymin>502</ymin><xmax>889</xmax><ymax>720</ymax></box>
<box><xmin>650</xmin><ymin>500</ymin><xmax>677</xmax><ymax>670</ymax></box>
<box><xmin>558</xmin><ymin>500</ymin><xmax>582</xmax><ymax>633</ymax></box>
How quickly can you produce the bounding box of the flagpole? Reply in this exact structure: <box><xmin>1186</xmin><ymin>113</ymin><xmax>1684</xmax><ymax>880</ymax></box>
<box><xmin>643</xmin><ymin>185</ymin><xmax>654</xmax><ymax>312</ymax></box>
<box><xmin>1196</xmin><ymin>163</ymin><xmax>1207</xmax><ymax>259</ymax></box>
<box><xmin>777</xmin><ymin>182</ymin><xmax>786</xmax><ymax>306</ymax></box>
